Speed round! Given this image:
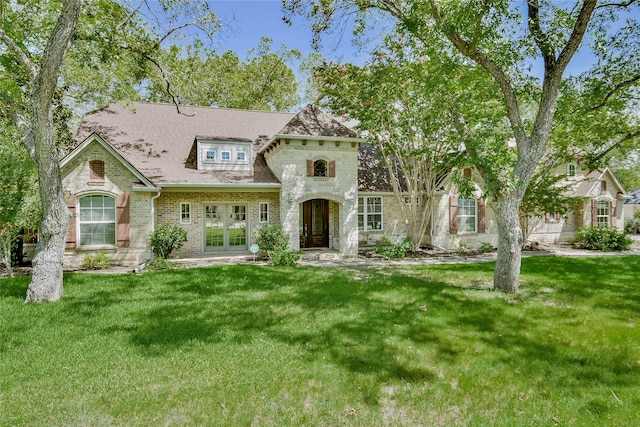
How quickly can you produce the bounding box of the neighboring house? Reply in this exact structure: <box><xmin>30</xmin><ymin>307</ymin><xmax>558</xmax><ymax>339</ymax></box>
<box><xmin>61</xmin><ymin>102</ymin><xmax>629</xmax><ymax>266</ymax></box>
<box><xmin>624</xmin><ymin>189</ymin><xmax>640</xmax><ymax>221</ymax></box>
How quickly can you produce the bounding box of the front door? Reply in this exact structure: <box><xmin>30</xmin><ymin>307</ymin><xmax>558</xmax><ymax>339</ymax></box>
<box><xmin>300</xmin><ymin>199</ymin><xmax>329</xmax><ymax>248</ymax></box>
<box><xmin>204</xmin><ymin>204</ymin><xmax>247</xmax><ymax>251</ymax></box>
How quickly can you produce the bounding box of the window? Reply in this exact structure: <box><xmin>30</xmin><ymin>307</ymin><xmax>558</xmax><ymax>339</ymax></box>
<box><xmin>205</xmin><ymin>151</ymin><xmax>216</xmax><ymax>160</ymax></box>
<box><xmin>567</xmin><ymin>163</ymin><xmax>576</xmax><ymax>177</ymax></box>
<box><xmin>403</xmin><ymin>195</ymin><xmax>421</xmax><ymax>205</ymax></box>
<box><xmin>546</xmin><ymin>212</ymin><xmax>559</xmax><ymax>222</ymax></box>
<box><xmin>237</xmin><ymin>151</ymin><xmax>246</xmax><ymax>161</ymax></box>
<box><xmin>597</xmin><ymin>200</ymin><xmax>610</xmax><ymax>227</ymax></box>
<box><xmin>458</xmin><ymin>198</ymin><xmax>477</xmax><ymax>233</ymax></box>
<box><xmin>89</xmin><ymin>160</ymin><xmax>105</xmax><ymax>180</ymax></box>
<box><xmin>180</xmin><ymin>202</ymin><xmax>191</xmax><ymax>224</ymax></box>
<box><xmin>259</xmin><ymin>202</ymin><xmax>269</xmax><ymax>223</ymax></box>
<box><xmin>314</xmin><ymin>159</ymin><xmax>327</xmax><ymax>177</ymax></box>
<box><xmin>78</xmin><ymin>195</ymin><xmax>116</xmax><ymax>246</ymax></box>
<box><xmin>358</xmin><ymin>197</ymin><xmax>383</xmax><ymax>230</ymax></box>
<box><xmin>221</xmin><ymin>151</ymin><xmax>231</xmax><ymax>161</ymax></box>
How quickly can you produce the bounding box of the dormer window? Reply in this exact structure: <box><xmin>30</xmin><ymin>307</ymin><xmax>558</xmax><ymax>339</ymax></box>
<box><xmin>314</xmin><ymin>160</ymin><xmax>327</xmax><ymax>177</ymax></box>
<box><xmin>197</xmin><ymin>138</ymin><xmax>252</xmax><ymax>172</ymax></box>
<box><xmin>237</xmin><ymin>151</ymin><xmax>246</xmax><ymax>161</ymax></box>
<box><xmin>206</xmin><ymin>151</ymin><xmax>216</xmax><ymax>160</ymax></box>
<box><xmin>221</xmin><ymin>151</ymin><xmax>231</xmax><ymax>161</ymax></box>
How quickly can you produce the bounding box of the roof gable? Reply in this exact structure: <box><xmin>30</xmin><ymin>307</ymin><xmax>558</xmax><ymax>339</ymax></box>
<box><xmin>277</xmin><ymin>104</ymin><xmax>358</xmax><ymax>139</ymax></box>
<box><xmin>61</xmin><ymin>133</ymin><xmax>157</xmax><ymax>189</ymax></box>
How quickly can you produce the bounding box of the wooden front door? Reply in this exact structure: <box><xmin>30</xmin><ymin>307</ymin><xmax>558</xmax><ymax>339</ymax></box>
<box><xmin>300</xmin><ymin>199</ymin><xmax>329</xmax><ymax>248</ymax></box>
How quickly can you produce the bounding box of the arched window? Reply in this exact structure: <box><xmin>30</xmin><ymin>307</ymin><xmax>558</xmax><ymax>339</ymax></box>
<box><xmin>313</xmin><ymin>159</ymin><xmax>327</xmax><ymax>177</ymax></box>
<box><xmin>79</xmin><ymin>195</ymin><xmax>116</xmax><ymax>245</ymax></box>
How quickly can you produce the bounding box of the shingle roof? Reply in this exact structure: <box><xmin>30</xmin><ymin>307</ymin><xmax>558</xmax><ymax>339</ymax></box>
<box><xmin>75</xmin><ymin>102</ymin><xmax>297</xmax><ymax>185</ymax></box>
<box><xmin>625</xmin><ymin>189</ymin><xmax>640</xmax><ymax>205</ymax></box>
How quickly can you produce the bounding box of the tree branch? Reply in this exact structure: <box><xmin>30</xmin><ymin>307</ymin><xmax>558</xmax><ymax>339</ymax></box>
<box><xmin>526</xmin><ymin>0</ymin><xmax>556</xmax><ymax>69</ymax></box>
<box><xmin>0</xmin><ymin>29</ymin><xmax>37</xmax><ymax>80</ymax></box>
<box><xmin>589</xmin><ymin>129</ymin><xmax>640</xmax><ymax>163</ymax></box>
<box><xmin>596</xmin><ymin>0</ymin><xmax>638</xmax><ymax>9</ymax></box>
<box><xmin>587</xmin><ymin>74</ymin><xmax>640</xmax><ymax>111</ymax></box>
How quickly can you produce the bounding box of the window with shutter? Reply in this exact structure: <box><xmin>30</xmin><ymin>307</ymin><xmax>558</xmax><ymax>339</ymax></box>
<box><xmin>89</xmin><ymin>160</ymin><xmax>105</xmax><ymax>180</ymax></box>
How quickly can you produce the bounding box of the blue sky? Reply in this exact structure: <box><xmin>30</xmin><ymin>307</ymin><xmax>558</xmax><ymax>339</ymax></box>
<box><xmin>208</xmin><ymin>0</ymin><xmax>376</xmax><ymax>64</ymax></box>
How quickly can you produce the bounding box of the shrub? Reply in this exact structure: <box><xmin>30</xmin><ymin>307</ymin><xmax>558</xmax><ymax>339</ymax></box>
<box><xmin>254</xmin><ymin>224</ymin><xmax>301</xmax><ymax>266</ymax></box>
<box><xmin>575</xmin><ymin>226</ymin><xmax>632</xmax><ymax>251</ymax></box>
<box><xmin>81</xmin><ymin>251</ymin><xmax>111</xmax><ymax>270</ymax></box>
<box><xmin>625</xmin><ymin>217</ymin><xmax>640</xmax><ymax>234</ymax></box>
<box><xmin>147</xmin><ymin>257</ymin><xmax>176</xmax><ymax>271</ymax></box>
<box><xmin>479</xmin><ymin>242</ymin><xmax>495</xmax><ymax>253</ymax></box>
<box><xmin>376</xmin><ymin>236</ymin><xmax>413</xmax><ymax>260</ymax></box>
<box><xmin>150</xmin><ymin>223</ymin><xmax>188</xmax><ymax>259</ymax></box>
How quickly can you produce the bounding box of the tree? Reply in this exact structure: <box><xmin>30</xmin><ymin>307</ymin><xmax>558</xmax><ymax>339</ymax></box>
<box><xmin>284</xmin><ymin>0</ymin><xmax>640</xmax><ymax>292</ymax></box>
<box><xmin>314</xmin><ymin>36</ymin><xmax>461</xmax><ymax>249</ymax></box>
<box><xmin>0</xmin><ymin>0</ymin><xmax>218</xmax><ymax>301</ymax></box>
<box><xmin>0</xmin><ymin>121</ymin><xmax>39</xmax><ymax>277</ymax></box>
<box><xmin>144</xmin><ymin>37</ymin><xmax>301</xmax><ymax>111</ymax></box>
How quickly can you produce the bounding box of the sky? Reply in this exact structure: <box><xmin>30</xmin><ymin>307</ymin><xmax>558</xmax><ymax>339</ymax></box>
<box><xmin>206</xmin><ymin>0</ymin><xmax>377</xmax><ymax>64</ymax></box>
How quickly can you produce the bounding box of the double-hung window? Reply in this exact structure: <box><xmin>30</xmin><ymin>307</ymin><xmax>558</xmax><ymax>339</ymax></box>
<box><xmin>458</xmin><ymin>198</ymin><xmax>477</xmax><ymax>233</ymax></box>
<box><xmin>597</xmin><ymin>201</ymin><xmax>610</xmax><ymax>227</ymax></box>
<box><xmin>221</xmin><ymin>151</ymin><xmax>231</xmax><ymax>161</ymax></box>
<box><xmin>79</xmin><ymin>195</ymin><xmax>116</xmax><ymax>246</ymax></box>
<box><xmin>259</xmin><ymin>202</ymin><xmax>269</xmax><ymax>223</ymax></box>
<box><xmin>358</xmin><ymin>197</ymin><xmax>383</xmax><ymax>230</ymax></box>
<box><xmin>180</xmin><ymin>202</ymin><xmax>191</xmax><ymax>224</ymax></box>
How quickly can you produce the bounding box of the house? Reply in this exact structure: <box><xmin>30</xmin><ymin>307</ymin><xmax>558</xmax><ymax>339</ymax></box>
<box><xmin>60</xmin><ymin>102</ymin><xmax>629</xmax><ymax>266</ymax></box>
<box><xmin>624</xmin><ymin>189</ymin><xmax>640</xmax><ymax>221</ymax></box>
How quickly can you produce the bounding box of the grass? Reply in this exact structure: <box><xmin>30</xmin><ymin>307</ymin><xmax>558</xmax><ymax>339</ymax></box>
<box><xmin>1</xmin><ymin>256</ymin><xmax>639</xmax><ymax>426</ymax></box>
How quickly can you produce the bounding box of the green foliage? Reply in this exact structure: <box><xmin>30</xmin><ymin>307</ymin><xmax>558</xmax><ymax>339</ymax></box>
<box><xmin>479</xmin><ymin>242</ymin><xmax>495</xmax><ymax>253</ymax></box>
<box><xmin>144</xmin><ymin>38</ymin><xmax>301</xmax><ymax>111</ymax></box>
<box><xmin>575</xmin><ymin>226</ymin><xmax>632</xmax><ymax>251</ymax></box>
<box><xmin>376</xmin><ymin>236</ymin><xmax>413</xmax><ymax>260</ymax></box>
<box><xmin>149</xmin><ymin>223</ymin><xmax>188</xmax><ymax>259</ymax></box>
<box><xmin>254</xmin><ymin>223</ymin><xmax>301</xmax><ymax>266</ymax></box>
<box><xmin>146</xmin><ymin>257</ymin><xmax>177</xmax><ymax>271</ymax></box>
<box><xmin>624</xmin><ymin>217</ymin><xmax>640</xmax><ymax>234</ymax></box>
<box><xmin>80</xmin><ymin>251</ymin><xmax>111</xmax><ymax>270</ymax></box>
<box><xmin>636</xmin><ymin>210</ymin><xmax>640</xmax><ymax>220</ymax></box>
<box><xmin>2</xmin><ymin>257</ymin><xmax>640</xmax><ymax>425</ymax></box>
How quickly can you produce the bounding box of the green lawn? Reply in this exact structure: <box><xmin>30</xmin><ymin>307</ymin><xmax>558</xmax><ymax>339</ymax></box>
<box><xmin>1</xmin><ymin>256</ymin><xmax>639</xmax><ymax>426</ymax></box>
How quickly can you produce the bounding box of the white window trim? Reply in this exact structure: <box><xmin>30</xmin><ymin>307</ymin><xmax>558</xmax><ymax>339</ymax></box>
<box><xmin>77</xmin><ymin>194</ymin><xmax>117</xmax><ymax>247</ymax></box>
<box><xmin>259</xmin><ymin>202</ymin><xmax>269</xmax><ymax>223</ymax></box>
<box><xmin>221</xmin><ymin>151</ymin><xmax>231</xmax><ymax>161</ymax></box>
<box><xmin>596</xmin><ymin>200</ymin><xmax>610</xmax><ymax>228</ymax></box>
<box><xmin>567</xmin><ymin>163</ymin><xmax>576</xmax><ymax>178</ymax></box>
<box><xmin>458</xmin><ymin>197</ymin><xmax>478</xmax><ymax>234</ymax></box>
<box><xmin>180</xmin><ymin>202</ymin><xmax>192</xmax><ymax>225</ymax></box>
<box><xmin>358</xmin><ymin>196</ymin><xmax>384</xmax><ymax>231</ymax></box>
<box><xmin>205</xmin><ymin>150</ymin><xmax>216</xmax><ymax>161</ymax></box>
<box><xmin>237</xmin><ymin>151</ymin><xmax>247</xmax><ymax>162</ymax></box>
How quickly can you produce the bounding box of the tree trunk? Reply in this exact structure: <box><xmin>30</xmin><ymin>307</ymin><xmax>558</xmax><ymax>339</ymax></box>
<box><xmin>493</xmin><ymin>192</ymin><xmax>524</xmax><ymax>292</ymax></box>
<box><xmin>1</xmin><ymin>235</ymin><xmax>14</xmax><ymax>278</ymax></box>
<box><xmin>23</xmin><ymin>0</ymin><xmax>83</xmax><ymax>302</ymax></box>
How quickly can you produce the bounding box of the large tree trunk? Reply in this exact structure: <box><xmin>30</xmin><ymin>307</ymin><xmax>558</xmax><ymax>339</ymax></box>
<box><xmin>493</xmin><ymin>192</ymin><xmax>524</xmax><ymax>292</ymax></box>
<box><xmin>24</xmin><ymin>0</ymin><xmax>83</xmax><ymax>302</ymax></box>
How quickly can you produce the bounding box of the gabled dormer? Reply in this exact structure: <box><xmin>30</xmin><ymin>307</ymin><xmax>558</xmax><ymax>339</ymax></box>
<box><xmin>196</xmin><ymin>136</ymin><xmax>253</xmax><ymax>172</ymax></box>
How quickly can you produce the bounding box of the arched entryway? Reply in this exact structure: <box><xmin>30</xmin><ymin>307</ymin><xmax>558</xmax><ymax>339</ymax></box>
<box><xmin>300</xmin><ymin>199</ymin><xmax>329</xmax><ymax>248</ymax></box>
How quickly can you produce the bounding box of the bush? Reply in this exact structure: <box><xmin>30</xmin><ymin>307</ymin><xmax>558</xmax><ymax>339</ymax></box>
<box><xmin>254</xmin><ymin>224</ymin><xmax>301</xmax><ymax>266</ymax></box>
<box><xmin>81</xmin><ymin>251</ymin><xmax>111</xmax><ymax>270</ymax></box>
<box><xmin>625</xmin><ymin>217</ymin><xmax>640</xmax><ymax>234</ymax></box>
<box><xmin>479</xmin><ymin>242</ymin><xmax>495</xmax><ymax>253</ymax></box>
<box><xmin>376</xmin><ymin>236</ymin><xmax>413</xmax><ymax>260</ymax></box>
<box><xmin>575</xmin><ymin>226</ymin><xmax>632</xmax><ymax>251</ymax></box>
<box><xmin>150</xmin><ymin>223</ymin><xmax>188</xmax><ymax>259</ymax></box>
<box><xmin>147</xmin><ymin>257</ymin><xmax>176</xmax><ymax>271</ymax></box>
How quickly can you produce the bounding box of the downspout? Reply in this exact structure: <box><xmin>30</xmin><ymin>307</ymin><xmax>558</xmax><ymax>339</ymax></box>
<box><xmin>149</xmin><ymin>189</ymin><xmax>162</xmax><ymax>261</ymax></box>
<box><xmin>430</xmin><ymin>201</ymin><xmax>451</xmax><ymax>253</ymax></box>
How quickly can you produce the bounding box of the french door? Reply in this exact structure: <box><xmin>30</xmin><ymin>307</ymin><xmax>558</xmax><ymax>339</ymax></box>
<box><xmin>204</xmin><ymin>204</ymin><xmax>247</xmax><ymax>251</ymax></box>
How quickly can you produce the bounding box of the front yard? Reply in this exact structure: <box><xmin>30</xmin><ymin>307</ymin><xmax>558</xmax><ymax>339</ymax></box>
<box><xmin>1</xmin><ymin>256</ymin><xmax>639</xmax><ymax>426</ymax></box>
